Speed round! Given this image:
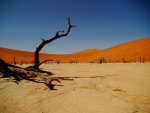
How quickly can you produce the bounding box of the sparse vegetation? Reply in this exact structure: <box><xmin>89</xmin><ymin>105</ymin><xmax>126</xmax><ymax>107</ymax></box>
<box><xmin>109</xmin><ymin>58</ymin><xmax>111</xmax><ymax>63</ymax></box>
<box><xmin>122</xmin><ymin>58</ymin><xmax>125</xmax><ymax>63</ymax></box>
<box><xmin>56</xmin><ymin>59</ymin><xmax>61</xmax><ymax>64</ymax></box>
<box><xmin>143</xmin><ymin>57</ymin><xmax>145</xmax><ymax>63</ymax></box>
<box><xmin>98</xmin><ymin>56</ymin><xmax>105</xmax><ymax>64</ymax></box>
<box><xmin>12</xmin><ymin>56</ymin><xmax>16</xmax><ymax>65</ymax></box>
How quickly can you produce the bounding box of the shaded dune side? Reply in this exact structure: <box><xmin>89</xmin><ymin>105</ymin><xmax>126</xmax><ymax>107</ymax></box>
<box><xmin>0</xmin><ymin>38</ymin><xmax>150</xmax><ymax>64</ymax></box>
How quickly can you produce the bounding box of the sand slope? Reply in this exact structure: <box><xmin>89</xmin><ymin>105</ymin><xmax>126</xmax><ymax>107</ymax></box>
<box><xmin>0</xmin><ymin>37</ymin><xmax>150</xmax><ymax>63</ymax></box>
<box><xmin>0</xmin><ymin>63</ymin><xmax>150</xmax><ymax>113</ymax></box>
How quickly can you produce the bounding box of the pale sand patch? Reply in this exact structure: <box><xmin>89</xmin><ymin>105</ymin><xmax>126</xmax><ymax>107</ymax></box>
<box><xmin>0</xmin><ymin>63</ymin><xmax>150</xmax><ymax>113</ymax></box>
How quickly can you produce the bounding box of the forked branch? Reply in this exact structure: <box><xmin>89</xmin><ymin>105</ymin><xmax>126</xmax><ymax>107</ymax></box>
<box><xmin>39</xmin><ymin>59</ymin><xmax>53</xmax><ymax>66</ymax></box>
<box><xmin>34</xmin><ymin>17</ymin><xmax>76</xmax><ymax>69</ymax></box>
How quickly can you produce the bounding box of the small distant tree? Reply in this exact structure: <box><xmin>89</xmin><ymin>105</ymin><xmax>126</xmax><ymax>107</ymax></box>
<box><xmin>98</xmin><ymin>56</ymin><xmax>104</xmax><ymax>64</ymax></box>
<box><xmin>122</xmin><ymin>58</ymin><xmax>125</xmax><ymax>63</ymax></box>
<box><xmin>56</xmin><ymin>60</ymin><xmax>61</xmax><ymax>64</ymax></box>
<box><xmin>143</xmin><ymin>57</ymin><xmax>145</xmax><ymax>63</ymax></box>
<box><xmin>12</xmin><ymin>56</ymin><xmax>16</xmax><ymax>65</ymax></box>
<box><xmin>109</xmin><ymin>58</ymin><xmax>111</xmax><ymax>63</ymax></box>
<box><xmin>139</xmin><ymin>56</ymin><xmax>142</xmax><ymax>63</ymax></box>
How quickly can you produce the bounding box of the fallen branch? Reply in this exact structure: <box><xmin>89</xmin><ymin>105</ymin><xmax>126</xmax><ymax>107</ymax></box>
<box><xmin>0</xmin><ymin>59</ymin><xmax>61</xmax><ymax>90</ymax></box>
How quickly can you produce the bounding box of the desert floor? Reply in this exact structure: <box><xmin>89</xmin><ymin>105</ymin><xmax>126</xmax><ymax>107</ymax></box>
<box><xmin>0</xmin><ymin>63</ymin><xmax>150</xmax><ymax>113</ymax></box>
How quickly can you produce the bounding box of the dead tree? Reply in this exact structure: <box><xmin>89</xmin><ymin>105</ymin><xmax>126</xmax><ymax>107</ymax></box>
<box><xmin>109</xmin><ymin>58</ymin><xmax>111</xmax><ymax>63</ymax></box>
<box><xmin>56</xmin><ymin>59</ymin><xmax>61</xmax><ymax>64</ymax></box>
<box><xmin>33</xmin><ymin>17</ymin><xmax>76</xmax><ymax>70</ymax></box>
<box><xmin>139</xmin><ymin>56</ymin><xmax>142</xmax><ymax>63</ymax></box>
<box><xmin>0</xmin><ymin>17</ymin><xmax>76</xmax><ymax>90</ymax></box>
<box><xmin>122</xmin><ymin>58</ymin><xmax>125</xmax><ymax>63</ymax></box>
<box><xmin>98</xmin><ymin>56</ymin><xmax>104</xmax><ymax>64</ymax></box>
<box><xmin>12</xmin><ymin>56</ymin><xmax>16</xmax><ymax>65</ymax></box>
<box><xmin>143</xmin><ymin>57</ymin><xmax>145</xmax><ymax>63</ymax></box>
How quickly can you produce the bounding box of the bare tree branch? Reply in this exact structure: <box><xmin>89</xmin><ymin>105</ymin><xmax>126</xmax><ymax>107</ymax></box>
<box><xmin>34</xmin><ymin>17</ymin><xmax>76</xmax><ymax>69</ymax></box>
<box><xmin>38</xmin><ymin>59</ymin><xmax>53</xmax><ymax>66</ymax></box>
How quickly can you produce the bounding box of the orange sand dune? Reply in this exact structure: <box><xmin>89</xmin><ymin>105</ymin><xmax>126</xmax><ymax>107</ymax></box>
<box><xmin>0</xmin><ymin>37</ymin><xmax>150</xmax><ymax>64</ymax></box>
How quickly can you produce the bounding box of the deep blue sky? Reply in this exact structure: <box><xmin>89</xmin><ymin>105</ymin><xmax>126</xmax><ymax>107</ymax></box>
<box><xmin>0</xmin><ymin>0</ymin><xmax>150</xmax><ymax>54</ymax></box>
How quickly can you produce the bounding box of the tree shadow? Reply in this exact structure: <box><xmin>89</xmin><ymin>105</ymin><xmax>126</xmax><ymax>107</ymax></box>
<box><xmin>58</xmin><ymin>74</ymin><xmax>117</xmax><ymax>80</ymax></box>
<box><xmin>50</xmin><ymin>74</ymin><xmax>117</xmax><ymax>90</ymax></box>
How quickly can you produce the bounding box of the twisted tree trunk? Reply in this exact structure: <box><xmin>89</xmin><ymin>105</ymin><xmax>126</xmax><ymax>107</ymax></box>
<box><xmin>34</xmin><ymin>17</ymin><xmax>76</xmax><ymax>69</ymax></box>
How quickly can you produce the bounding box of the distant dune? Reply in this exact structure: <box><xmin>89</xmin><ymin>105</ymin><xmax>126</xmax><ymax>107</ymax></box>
<box><xmin>0</xmin><ymin>37</ymin><xmax>150</xmax><ymax>64</ymax></box>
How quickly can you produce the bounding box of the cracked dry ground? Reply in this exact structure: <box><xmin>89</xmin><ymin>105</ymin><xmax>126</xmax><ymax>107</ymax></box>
<box><xmin>0</xmin><ymin>63</ymin><xmax>150</xmax><ymax>113</ymax></box>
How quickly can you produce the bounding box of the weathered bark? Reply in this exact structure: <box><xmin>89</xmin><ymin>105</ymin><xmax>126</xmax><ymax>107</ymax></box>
<box><xmin>0</xmin><ymin>59</ymin><xmax>61</xmax><ymax>89</ymax></box>
<box><xmin>34</xmin><ymin>17</ymin><xmax>76</xmax><ymax>69</ymax></box>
